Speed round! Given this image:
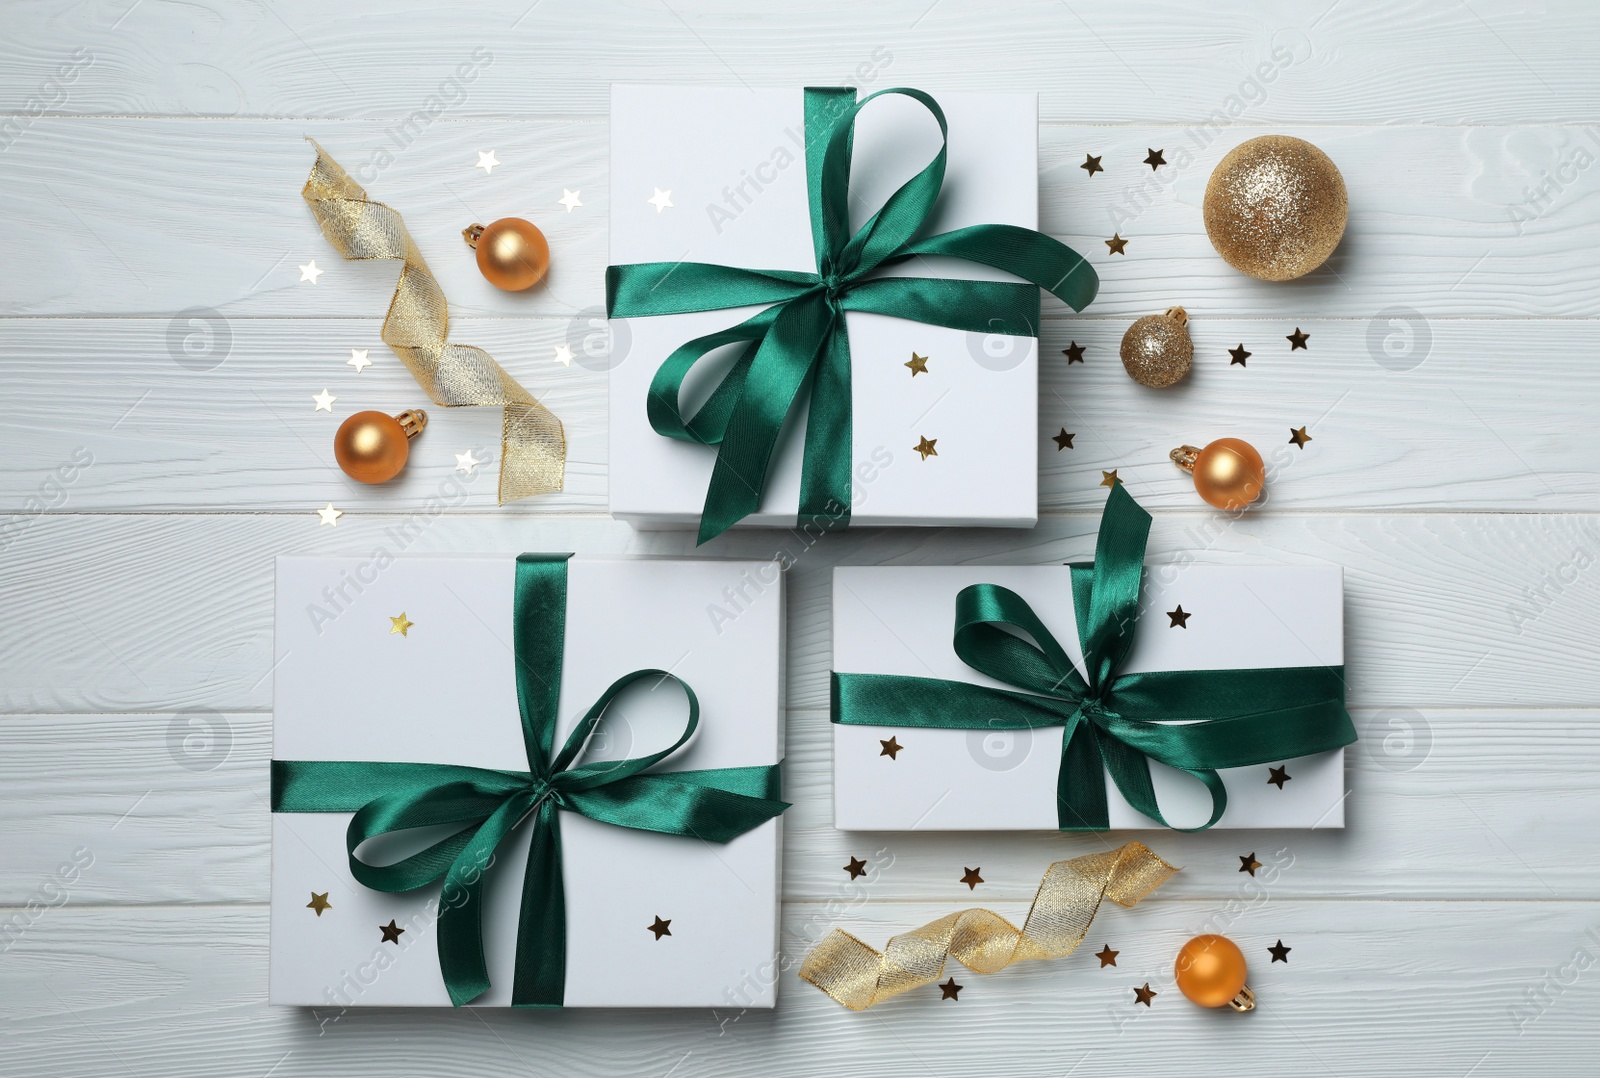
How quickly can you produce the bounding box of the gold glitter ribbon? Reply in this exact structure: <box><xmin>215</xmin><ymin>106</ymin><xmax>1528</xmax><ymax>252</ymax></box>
<box><xmin>301</xmin><ymin>140</ymin><xmax>565</xmax><ymax>502</ymax></box>
<box><xmin>799</xmin><ymin>842</ymin><xmax>1177</xmax><ymax>1010</ymax></box>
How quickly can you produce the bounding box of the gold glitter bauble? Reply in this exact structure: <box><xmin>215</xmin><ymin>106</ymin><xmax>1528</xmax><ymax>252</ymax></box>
<box><xmin>1119</xmin><ymin>307</ymin><xmax>1192</xmax><ymax>388</ymax></box>
<box><xmin>1203</xmin><ymin>136</ymin><xmax>1347</xmax><ymax>281</ymax></box>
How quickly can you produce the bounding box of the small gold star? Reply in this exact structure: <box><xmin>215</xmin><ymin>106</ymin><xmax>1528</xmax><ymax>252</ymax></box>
<box><xmin>1229</xmin><ymin>344</ymin><xmax>1250</xmax><ymax>367</ymax></box>
<box><xmin>390</xmin><ymin>612</ymin><xmax>414</xmax><ymax>636</ymax></box>
<box><xmin>1133</xmin><ymin>983</ymin><xmax>1157</xmax><ymax>1006</ymax></box>
<box><xmin>1240</xmin><ymin>852</ymin><xmax>1262</xmax><ymax>876</ymax></box>
<box><xmin>348</xmin><ymin>348</ymin><xmax>372</xmax><ymax>372</ymax></box>
<box><xmin>455</xmin><ymin>449</ymin><xmax>483</xmax><ymax>475</ymax></box>
<box><xmin>1095</xmin><ymin>944</ymin><xmax>1119</xmax><ymax>968</ymax></box>
<box><xmin>1290</xmin><ymin>426</ymin><xmax>1313</xmax><ymax>448</ymax></box>
<box><xmin>1100</xmin><ymin>470</ymin><xmax>1122</xmax><ymax>488</ymax></box>
<box><xmin>312</xmin><ymin>388</ymin><xmax>337</xmax><ymax>412</ymax></box>
<box><xmin>1143</xmin><ymin>148</ymin><xmax>1166</xmax><ymax>170</ymax></box>
<box><xmin>844</xmin><ymin>856</ymin><xmax>868</xmax><ymax>880</ymax></box>
<box><xmin>905</xmin><ymin>352</ymin><xmax>929</xmax><ymax>376</ymax></box>
<box><xmin>960</xmin><ymin>867</ymin><xmax>983</xmax><ymax>890</ymax></box>
<box><xmin>316</xmin><ymin>503</ymin><xmax>342</xmax><ymax>527</ymax></box>
<box><xmin>1052</xmin><ymin>428</ymin><xmax>1075</xmax><ymax>451</ymax></box>
<box><xmin>1105</xmin><ymin>233</ymin><xmax>1128</xmax><ymax>255</ymax></box>
<box><xmin>1269</xmin><ymin>940</ymin><xmax>1292</xmax><ymax>963</ymax></box>
<box><xmin>559</xmin><ymin>188</ymin><xmax>583</xmax><ymax>213</ymax></box>
<box><xmin>879</xmin><ymin>736</ymin><xmax>903</xmax><ymax>760</ymax></box>
<box><xmin>380</xmin><ymin>919</ymin><xmax>405</xmax><ymax>944</ymax></box>
<box><xmin>475</xmin><ymin>150</ymin><xmax>500</xmax><ymax>175</ymax></box>
<box><xmin>553</xmin><ymin>343</ymin><xmax>574</xmax><ymax>367</ymax></box>
<box><xmin>1081</xmin><ymin>153</ymin><xmax>1103</xmax><ymax>176</ymax></box>
<box><xmin>913</xmin><ymin>435</ymin><xmax>938</xmax><ymax>460</ymax></box>
<box><xmin>1268</xmin><ymin>765</ymin><xmax>1291</xmax><ymax>789</ymax></box>
<box><xmin>1167</xmin><ymin>605</ymin><xmax>1190</xmax><ymax>628</ymax></box>
<box><xmin>647</xmin><ymin>187</ymin><xmax>674</xmax><ymax>213</ymax></box>
<box><xmin>1062</xmin><ymin>341</ymin><xmax>1086</xmax><ymax>364</ymax></box>
<box><xmin>1287</xmin><ymin>328</ymin><xmax>1310</xmax><ymax>350</ymax></box>
<box><xmin>306</xmin><ymin>892</ymin><xmax>332</xmax><ymax>916</ymax></box>
<box><xmin>648</xmin><ymin>915</ymin><xmax>672</xmax><ymax>940</ymax></box>
<box><xmin>298</xmin><ymin>260</ymin><xmax>324</xmax><ymax>284</ymax></box>
<box><xmin>939</xmin><ymin>977</ymin><xmax>962</xmax><ymax>1000</ymax></box>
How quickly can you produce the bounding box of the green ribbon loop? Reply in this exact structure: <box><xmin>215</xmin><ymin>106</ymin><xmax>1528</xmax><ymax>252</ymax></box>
<box><xmin>272</xmin><ymin>554</ymin><xmax>789</xmax><ymax>1007</ymax></box>
<box><xmin>606</xmin><ymin>86</ymin><xmax>1099</xmax><ymax>543</ymax></box>
<box><xmin>831</xmin><ymin>485</ymin><xmax>1357</xmax><ymax>831</ymax></box>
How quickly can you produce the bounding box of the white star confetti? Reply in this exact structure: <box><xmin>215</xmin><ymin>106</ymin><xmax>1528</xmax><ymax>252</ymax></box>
<box><xmin>553</xmin><ymin>343</ymin><xmax>574</xmax><ymax>367</ymax></box>
<box><xmin>455</xmin><ymin>449</ymin><xmax>483</xmax><ymax>475</ymax></box>
<box><xmin>316</xmin><ymin>503</ymin><xmax>343</xmax><ymax>526</ymax></box>
<box><xmin>559</xmin><ymin>189</ymin><xmax>583</xmax><ymax>213</ymax></box>
<box><xmin>312</xmin><ymin>388</ymin><xmax>337</xmax><ymax>412</ymax></box>
<box><xmin>347</xmin><ymin>348</ymin><xmax>372</xmax><ymax>373</ymax></box>
<box><xmin>299</xmin><ymin>260</ymin><xmax>324</xmax><ymax>284</ymax></box>
<box><xmin>647</xmin><ymin>188</ymin><xmax>674</xmax><ymax>213</ymax></box>
<box><xmin>476</xmin><ymin>150</ymin><xmax>500</xmax><ymax>175</ymax></box>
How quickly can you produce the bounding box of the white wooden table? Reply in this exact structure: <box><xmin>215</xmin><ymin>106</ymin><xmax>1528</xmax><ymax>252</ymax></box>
<box><xmin>3</xmin><ymin>2</ymin><xmax>1599</xmax><ymax>1074</ymax></box>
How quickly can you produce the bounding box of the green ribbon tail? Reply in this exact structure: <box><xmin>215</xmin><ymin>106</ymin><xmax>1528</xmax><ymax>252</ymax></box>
<box><xmin>511</xmin><ymin>798</ymin><xmax>566</xmax><ymax>1008</ymax></box>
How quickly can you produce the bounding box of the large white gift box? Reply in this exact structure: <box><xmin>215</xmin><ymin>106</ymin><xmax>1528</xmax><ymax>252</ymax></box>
<box><xmin>832</xmin><ymin>562</ymin><xmax>1347</xmax><ymax>830</ymax></box>
<box><xmin>608</xmin><ymin>84</ymin><xmax>1043</xmax><ymax>531</ymax></box>
<box><xmin>270</xmin><ymin>555</ymin><xmax>784</xmax><ymax>1008</ymax></box>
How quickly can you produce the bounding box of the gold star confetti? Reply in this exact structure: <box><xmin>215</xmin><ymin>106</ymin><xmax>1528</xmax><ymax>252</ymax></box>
<box><xmin>648</xmin><ymin>187</ymin><xmax>674</xmax><ymax>213</ymax></box>
<box><xmin>1081</xmin><ymin>154</ymin><xmax>1103</xmax><ymax>176</ymax></box>
<box><xmin>347</xmin><ymin>348</ymin><xmax>372</xmax><ymax>373</ymax></box>
<box><xmin>559</xmin><ymin>188</ymin><xmax>583</xmax><ymax>213</ymax></box>
<box><xmin>298</xmin><ymin>260</ymin><xmax>324</xmax><ymax>284</ymax></box>
<box><xmin>1063</xmin><ymin>341</ymin><xmax>1086</xmax><ymax>364</ymax></box>
<box><xmin>306</xmin><ymin>892</ymin><xmax>332</xmax><ymax>916</ymax></box>
<box><xmin>1144</xmin><ymin>148</ymin><xmax>1167</xmax><ymax>170</ymax></box>
<box><xmin>1287</xmin><ymin>328</ymin><xmax>1310</xmax><ymax>350</ymax></box>
<box><xmin>879</xmin><ymin>736</ymin><xmax>903</xmax><ymax>760</ymax></box>
<box><xmin>315</xmin><ymin>503</ymin><xmax>342</xmax><ymax>527</ymax></box>
<box><xmin>1052</xmin><ymin>428</ymin><xmax>1075</xmax><ymax>451</ymax></box>
<box><xmin>1229</xmin><ymin>344</ymin><xmax>1250</xmax><ymax>367</ymax></box>
<box><xmin>1240</xmin><ymin>852</ymin><xmax>1262</xmax><ymax>876</ymax></box>
<box><xmin>1268</xmin><ymin>765</ymin><xmax>1291</xmax><ymax>789</ymax></box>
<box><xmin>1290</xmin><ymin>426</ymin><xmax>1313</xmax><ymax>448</ymax></box>
<box><xmin>455</xmin><ymin>449</ymin><xmax>483</xmax><ymax>475</ymax></box>
<box><xmin>1269</xmin><ymin>940</ymin><xmax>1292</xmax><ymax>963</ymax></box>
<box><xmin>1167</xmin><ymin>605</ymin><xmax>1190</xmax><ymax>628</ymax></box>
<box><xmin>390</xmin><ymin>612</ymin><xmax>414</xmax><ymax>636</ymax></box>
<box><xmin>960</xmin><ymin>867</ymin><xmax>983</xmax><ymax>890</ymax></box>
<box><xmin>313</xmin><ymin>388</ymin><xmax>337</xmax><ymax>412</ymax></box>
<box><xmin>380</xmin><ymin>919</ymin><xmax>405</xmax><ymax>944</ymax></box>
<box><xmin>905</xmin><ymin>352</ymin><xmax>929</xmax><ymax>376</ymax></box>
<box><xmin>1105</xmin><ymin>234</ymin><xmax>1128</xmax><ymax>255</ymax></box>
<box><xmin>1095</xmin><ymin>944</ymin><xmax>1119</xmax><ymax>968</ymax></box>
<box><xmin>553</xmin><ymin>343</ymin><xmax>574</xmax><ymax>367</ymax></box>
<box><xmin>475</xmin><ymin>150</ymin><xmax>499</xmax><ymax>175</ymax></box>
<box><xmin>844</xmin><ymin>856</ymin><xmax>868</xmax><ymax>880</ymax></box>
<box><xmin>914</xmin><ymin>435</ymin><xmax>938</xmax><ymax>460</ymax></box>
<box><xmin>648</xmin><ymin>915</ymin><xmax>672</xmax><ymax>940</ymax></box>
<box><xmin>1133</xmin><ymin>983</ymin><xmax>1157</xmax><ymax>1006</ymax></box>
<box><xmin>939</xmin><ymin>977</ymin><xmax>962</xmax><ymax>1000</ymax></box>
<box><xmin>1100</xmin><ymin>470</ymin><xmax>1122</xmax><ymax>488</ymax></box>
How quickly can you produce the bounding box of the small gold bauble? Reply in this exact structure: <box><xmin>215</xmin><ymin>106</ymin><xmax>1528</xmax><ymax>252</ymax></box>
<box><xmin>1119</xmin><ymin>306</ymin><xmax>1193</xmax><ymax>388</ymax></box>
<box><xmin>334</xmin><ymin>409</ymin><xmax>428</xmax><ymax>484</ymax></box>
<box><xmin>463</xmin><ymin>218</ymin><xmax>550</xmax><ymax>292</ymax></box>
<box><xmin>1203</xmin><ymin>135</ymin><xmax>1348</xmax><ymax>281</ymax></box>
<box><xmin>1171</xmin><ymin>438</ymin><xmax>1265</xmax><ymax>511</ymax></box>
<box><xmin>1175</xmin><ymin>934</ymin><xmax>1255</xmax><ymax>1011</ymax></box>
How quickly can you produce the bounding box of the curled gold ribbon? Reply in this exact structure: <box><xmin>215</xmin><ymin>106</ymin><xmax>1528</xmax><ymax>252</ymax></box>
<box><xmin>799</xmin><ymin>842</ymin><xmax>1177</xmax><ymax>1010</ymax></box>
<box><xmin>301</xmin><ymin>140</ymin><xmax>565</xmax><ymax>502</ymax></box>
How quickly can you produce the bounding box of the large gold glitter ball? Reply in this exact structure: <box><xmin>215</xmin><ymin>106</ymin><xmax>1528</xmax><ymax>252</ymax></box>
<box><xmin>1203</xmin><ymin>136</ymin><xmax>1347</xmax><ymax>281</ymax></box>
<box><xmin>1119</xmin><ymin>306</ymin><xmax>1192</xmax><ymax>388</ymax></box>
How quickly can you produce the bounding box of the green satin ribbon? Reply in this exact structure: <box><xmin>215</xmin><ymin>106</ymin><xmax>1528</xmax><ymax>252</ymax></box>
<box><xmin>606</xmin><ymin>87</ymin><xmax>1098</xmax><ymax>544</ymax></box>
<box><xmin>272</xmin><ymin>554</ymin><xmax>789</xmax><ymax>1007</ymax></box>
<box><xmin>832</xmin><ymin>486</ymin><xmax>1357</xmax><ymax>830</ymax></box>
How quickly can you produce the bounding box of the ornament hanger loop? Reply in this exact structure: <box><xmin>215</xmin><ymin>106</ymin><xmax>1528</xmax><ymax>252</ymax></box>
<box><xmin>1170</xmin><ymin>445</ymin><xmax>1201</xmax><ymax>472</ymax></box>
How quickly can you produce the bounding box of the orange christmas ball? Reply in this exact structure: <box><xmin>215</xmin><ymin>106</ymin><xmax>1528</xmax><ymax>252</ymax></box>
<box><xmin>1188</xmin><ymin>438</ymin><xmax>1265</xmax><ymax>510</ymax></box>
<box><xmin>334</xmin><ymin>409</ymin><xmax>427</xmax><ymax>484</ymax></box>
<box><xmin>1175</xmin><ymin>934</ymin><xmax>1253</xmax><ymax>1010</ymax></box>
<box><xmin>468</xmin><ymin>218</ymin><xmax>549</xmax><ymax>292</ymax></box>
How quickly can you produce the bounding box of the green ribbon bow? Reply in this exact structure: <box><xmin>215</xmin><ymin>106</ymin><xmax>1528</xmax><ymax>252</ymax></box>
<box><xmin>606</xmin><ymin>86</ymin><xmax>1098</xmax><ymax>544</ymax></box>
<box><xmin>272</xmin><ymin>554</ymin><xmax>789</xmax><ymax>1007</ymax></box>
<box><xmin>832</xmin><ymin>486</ymin><xmax>1357</xmax><ymax>830</ymax></box>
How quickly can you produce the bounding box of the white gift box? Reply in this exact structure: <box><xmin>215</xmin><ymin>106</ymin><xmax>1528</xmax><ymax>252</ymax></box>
<box><xmin>832</xmin><ymin>563</ymin><xmax>1347</xmax><ymax>830</ymax></box>
<box><xmin>270</xmin><ymin>555</ymin><xmax>784</xmax><ymax>1008</ymax></box>
<box><xmin>608</xmin><ymin>84</ymin><xmax>1041</xmax><ymax>530</ymax></box>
